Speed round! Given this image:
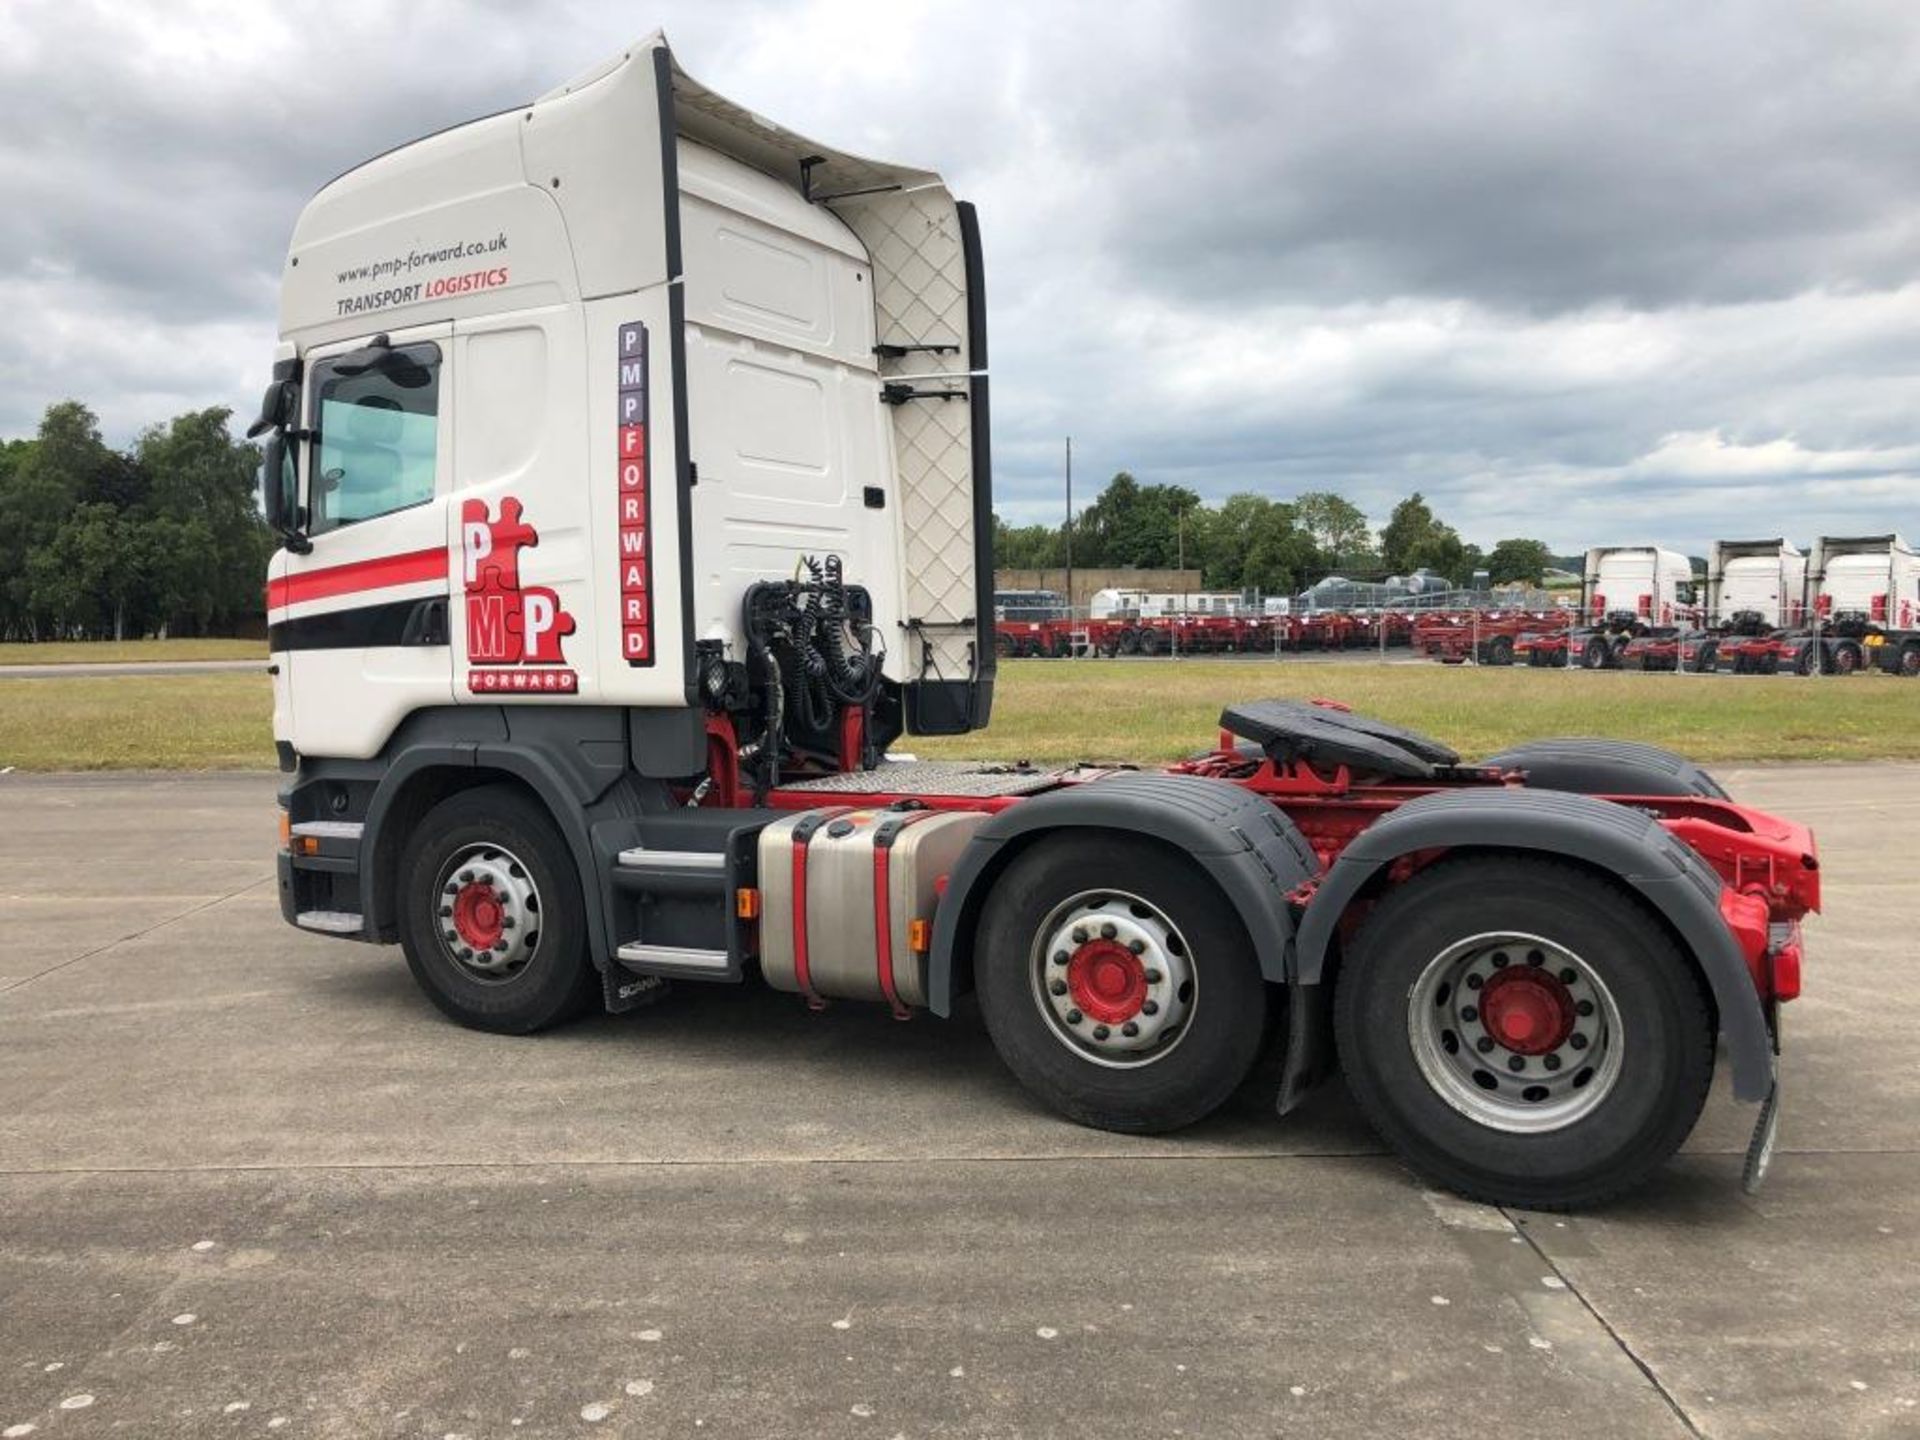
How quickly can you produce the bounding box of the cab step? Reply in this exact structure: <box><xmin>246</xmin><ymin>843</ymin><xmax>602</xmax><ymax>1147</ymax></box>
<box><xmin>614</xmin><ymin>942</ymin><xmax>736</xmax><ymax>979</ymax></box>
<box><xmin>295</xmin><ymin>910</ymin><xmax>363</xmax><ymax>935</ymax></box>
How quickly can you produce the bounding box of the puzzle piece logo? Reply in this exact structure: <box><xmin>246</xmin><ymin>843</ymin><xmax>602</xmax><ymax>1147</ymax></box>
<box><xmin>461</xmin><ymin>497</ymin><xmax>576</xmax><ymax>667</ymax></box>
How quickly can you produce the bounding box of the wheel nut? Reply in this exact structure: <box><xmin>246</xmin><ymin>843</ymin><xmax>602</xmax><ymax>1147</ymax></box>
<box><xmin>1050</xmin><ymin>979</ymin><xmax>1068</xmax><ymax>996</ymax></box>
<box><xmin>1145</xmin><ymin>968</ymin><xmax>1162</xmax><ymax>983</ymax></box>
<box><xmin>1465</xmin><ymin>974</ymin><xmax>1483</xmax><ymax>990</ymax></box>
<box><xmin>1527</xmin><ymin>951</ymin><xmax>1545</xmax><ymax>967</ymax></box>
<box><xmin>1507</xmin><ymin>1055</ymin><xmax>1525</xmax><ymax>1072</ymax></box>
<box><xmin>1461</xmin><ymin>1006</ymin><xmax>1478</xmax><ymax>1022</ymax></box>
<box><xmin>1066</xmin><ymin>1009</ymin><xmax>1083</xmax><ymax>1025</ymax></box>
<box><xmin>1100</xmin><ymin>922</ymin><xmax>1117</xmax><ymax>940</ymax></box>
<box><xmin>1092</xmin><ymin>1025</ymin><xmax>1110</xmax><ymax>1041</ymax></box>
<box><xmin>439</xmin><ymin>906</ymin><xmax>452</xmax><ymax>918</ymax></box>
<box><xmin>1122</xmin><ymin>1022</ymin><xmax>1140</xmax><ymax>1037</ymax></box>
<box><xmin>457</xmin><ymin>947</ymin><xmax>473</xmax><ymax>961</ymax></box>
<box><xmin>1476</xmin><ymin>1036</ymin><xmax>1495</xmax><ymax>1053</ymax></box>
<box><xmin>1575</xmin><ymin>999</ymin><xmax>1594</xmax><ymax>1017</ymax></box>
<box><xmin>1544</xmin><ymin>1054</ymin><xmax>1562</xmax><ymax>1071</ymax></box>
<box><xmin>1053</xmin><ymin>950</ymin><xmax>1070</xmax><ymax>966</ymax></box>
<box><xmin>1071</xmin><ymin>927</ymin><xmax>1089</xmax><ymax>944</ymax></box>
<box><xmin>501</xmin><ymin>917</ymin><xmax>515</xmax><ymax>930</ymax></box>
<box><xmin>1569</xmin><ymin>1033</ymin><xmax>1589</xmax><ymax>1050</ymax></box>
<box><xmin>1559</xmin><ymin>968</ymin><xmax>1577</xmax><ymax>985</ymax></box>
<box><xmin>1142</xmin><ymin>999</ymin><xmax>1159</xmax><ymax>1016</ymax></box>
<box><xmin>1128</xmin><ymin>939</ymin><xmax>1146</xmax><ymax>954</ymax></box>
<box><xmin>1491</xmin><ymin>952</ymin><xmax>1510</xmax><ymax>968</ymax></box>
<box><xmin>444</xmin><ymin>881</ymin><xmax>459</xmax><ymax>895</ymax></box>
<box><xmin>460</xmin><ymin>871</ymin><xmax>474</xmax><ymax>883</ymax></box>
<box><xmin>494</xmin><ymin>940</ymin><xmax>509</xmax><ymax>952</ymax></box>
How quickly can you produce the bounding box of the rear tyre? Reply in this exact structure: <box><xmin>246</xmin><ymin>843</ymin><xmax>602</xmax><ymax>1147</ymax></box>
<box><xmin>1899</xmin><ymin>643</ymin><xmax>1920</xmax><ymax>678</ymax></box>
<box><xmin>1333</xmin><ymin>857</ymin><xmax>1714</xmax><ymax>1209</ymax></box>
<box><xmin>1139</xmin><ymin>628</ymin><xmax>1165</xmax><ymax>656</ymax></box>
<box><xmin>1793</xmin><ymin>644</ymin><xmax>1817</xmax><ymax>676</ymax></box>
<box><xmin>397</xmin><ymin>784</ymin><xmax>598</xmax><ymax>1034</ymax></box>
<box><xmin>1580</xmin><ymin>638</ymin><xmax>1608</xmax><ymax>669</ymax></box>
<box><xmin>1488</xmin><ymin>635</ymin><xmax>1515</xmax><ymax>666</ymax></box>
<box><xmin>1832</xmin><ymin>642</ymin><xmax>1861</xmax><ymax>676</ymax></box>
<box><xmin>975</xmin><ymin>835</ymin><xmax>1268</xmax><ymax>1134</ymax></box>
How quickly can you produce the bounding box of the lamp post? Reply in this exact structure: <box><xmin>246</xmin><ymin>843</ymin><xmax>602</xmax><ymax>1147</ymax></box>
<box><xmin>1064</xmin><ymin>436</ymin><xmax>1073</xmax><ymax>637</ymax></box>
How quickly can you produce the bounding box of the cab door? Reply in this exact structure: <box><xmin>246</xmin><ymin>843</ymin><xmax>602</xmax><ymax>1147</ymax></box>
<box><xmin>271</xmin><ymin>322</ymin><xmax>456</xmax><ymax>760</ymax></box>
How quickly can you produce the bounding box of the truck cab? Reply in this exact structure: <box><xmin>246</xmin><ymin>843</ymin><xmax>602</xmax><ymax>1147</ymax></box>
<box><xmin>258</xmin><ymin>34</ymin><xmax>993</xmax><ymax>780</ymax></box>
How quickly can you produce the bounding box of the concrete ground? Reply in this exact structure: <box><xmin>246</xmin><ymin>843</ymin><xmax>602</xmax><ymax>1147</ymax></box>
<box><xmin>0</xmin><ymin>766</ymin><xmax>1913</xmax><ymax>1439</ymax></box>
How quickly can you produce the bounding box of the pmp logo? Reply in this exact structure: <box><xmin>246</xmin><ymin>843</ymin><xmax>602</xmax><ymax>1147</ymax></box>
<box><xmin>461</xmin><ymin>497</ymin><xmax>578</xmax><ymax>694</ymax></box>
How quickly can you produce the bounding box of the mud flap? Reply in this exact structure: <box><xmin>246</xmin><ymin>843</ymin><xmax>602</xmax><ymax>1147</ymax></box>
<box><xmin>1742</xmin><ymin>1006</ymin><xmax>1782</xmax><ymax>1195</ymax></box>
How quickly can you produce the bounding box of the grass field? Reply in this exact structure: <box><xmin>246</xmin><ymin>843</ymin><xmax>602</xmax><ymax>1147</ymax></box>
<box><xmin>0</xmin><ymin>673</ymin><xmax>272</xmax><ymax>770</ymax></box>
<box><xmin>912</xmin><ymin>660</ymin><xmax>1920</xmax><ymax>764</ymax></box>
<box><xmin>0</xmin><ymin>659</ymin><xmax>1917</xmax><ymax>772</ymax></box>
<box><xmin>0</xmin><ymin>638</ymin><xmax>267</xmax><ymax>666</ymax></box>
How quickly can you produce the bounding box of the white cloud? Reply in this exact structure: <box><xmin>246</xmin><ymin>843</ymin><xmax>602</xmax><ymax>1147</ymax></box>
<box><xmin>4</xmin><ymin>0</ymin><xmax>1920</xmax><ymax>557</ymax></box>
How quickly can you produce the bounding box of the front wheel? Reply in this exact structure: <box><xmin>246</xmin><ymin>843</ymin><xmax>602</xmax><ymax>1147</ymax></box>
<box><xmin>397</xmin><ymin>784</ymin><xmax>598</xmax><ymax>1033</ymax></box>
<box><xmin>1333</xmin><ymin>857</ymin><xmax>1713</xmax><ymax>1208</ymax></box>
<box><xmin>974</xmin><ymin>836</ymin><xmax>1268</xmax><ymax>1134</ymax></box>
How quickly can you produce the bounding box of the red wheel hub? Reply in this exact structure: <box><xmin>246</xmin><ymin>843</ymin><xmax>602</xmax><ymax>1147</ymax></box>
<box><xmin>1477</xmin><ymin>967</ymin><xmax>1575</xmax><ymax>1055</ymax></box>
<box><xmin>1065</xmin><ymin>939</ymin><xmax>1149</xmax><ymax>1025</ymax></box>
<box><xmin>451</xmin><ymin>881</ymin><xmax>506</xmax><ymax>950</ymax></box>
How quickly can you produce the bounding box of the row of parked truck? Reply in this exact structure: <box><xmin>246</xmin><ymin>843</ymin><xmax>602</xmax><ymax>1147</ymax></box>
<box><xmin>996</xmin><ymin>535</ymin><xmax>1920</xmax><ymax>677</ymax></box>
<box><xmin>1495</xmin><ymin>536</ymin><xmax>1920</xmax><ymax>677</ymax></box>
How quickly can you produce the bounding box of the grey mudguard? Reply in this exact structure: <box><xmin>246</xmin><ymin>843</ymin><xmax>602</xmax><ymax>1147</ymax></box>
<box><xmin>1293</xmin><ymin>787</ymin><xmax>1774</xmax><ymax>1103</ymax></box>
<box><xmin>925</xmin><ymin>773</ymin><xmax>1318</xmax><ymax>1017</ymax></box>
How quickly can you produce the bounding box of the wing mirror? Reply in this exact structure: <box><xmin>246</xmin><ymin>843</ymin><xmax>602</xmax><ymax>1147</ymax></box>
<box><xmin>261</xmin><ymin>433</ymin><xmax>310</xmax><ymax>555</ymax></box>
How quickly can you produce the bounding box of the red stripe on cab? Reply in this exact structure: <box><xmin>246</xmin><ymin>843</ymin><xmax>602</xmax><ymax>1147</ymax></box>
<box><xmin>267</xmin><ymin>547</ymin><xmax>449</xmax><ymax>612</ymax></box>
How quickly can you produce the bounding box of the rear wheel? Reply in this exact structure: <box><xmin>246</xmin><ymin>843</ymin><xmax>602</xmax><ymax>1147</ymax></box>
<box><xmin>1139</xmin><ymin>628</ymin><xmax>1165</xmax><ymax>656</ymax></box>
<box><xmin>1899</xmin><ymin>643</ymin><xmax>1920</xmax><ymax>677</ymax></box>
<box><xmin>1580</xmin><ymin>638</ymin><xmax>1608</xmax><ymax>669</ymax></box>
<box><xmin>1832</xmin><ymin>642</ymin><xmax>1861</xmax><ymax>676</ymax></box>
<box><xmin>975</xmin><ymin>835</ymin><xmax>1268</xmax><ymax>1134</ymax></box>
<box><xmin>1333</xmin><ymin>857</ymin><xmax>1713</xmax><ymax>1208</ymax></box>
<box><xmin>397</xmin><ymin>785</ymin><xmax>597</xmax><ymax>1033</ymax></box>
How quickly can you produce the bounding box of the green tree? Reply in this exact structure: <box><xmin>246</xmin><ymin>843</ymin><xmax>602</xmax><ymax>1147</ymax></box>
<box><xmin>1196</xmin><ymin>493</ymin><xmax>1320</xmax><ymax>595</ymax></box>
<box><xmin>135</xmin><ymin>407</ymin><xmax>273</xmax><ymax>635</ymax></box>
<box><xmin>1485</xmin><ymin>538</ymin><xmax>1554</xmax><ymax>586</ymax></box>
<box><xmin>1073</xmin><ymin>473</ymin><xmax>1203</xmax><ymax>569</ymax></box>
<box><xmin>1379</xmin><ymin>492</ymin><xmax>1440</xmax><ymax>574</ymax></box>
<box><xmin>1293</xmin><ymin>491</ymin><xmax>1374</xmax><ymax>570</ymax></box>
<box><xmin>992</xmin><ymin>514</ymin><xmax>1064</xmax><ymax>570</ymax></box>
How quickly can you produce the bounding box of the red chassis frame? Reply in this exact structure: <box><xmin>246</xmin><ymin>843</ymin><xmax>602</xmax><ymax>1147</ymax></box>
<box><xmin>696</xmin><ymin>713</ymin><xmax>1818</xmax><ymax>1012</ymax></box>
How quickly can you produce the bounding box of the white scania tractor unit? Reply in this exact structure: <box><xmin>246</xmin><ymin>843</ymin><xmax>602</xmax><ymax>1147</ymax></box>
<box><xmin>259</xmin><ymin>34</ymin><xmax>1817</xmax><ymax>1208</ymax></box>
<box><xmin>1707</xmin><ymin>539</ymin><xmax>1806</xmax><ymax>631</ymax></box>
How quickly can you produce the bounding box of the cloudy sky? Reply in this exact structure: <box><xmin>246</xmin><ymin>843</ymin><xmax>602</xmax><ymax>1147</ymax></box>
<box><xmin>4</xmin><ymin>0</ymin><xmax>1920</xmax><ymax>554</ymax></box>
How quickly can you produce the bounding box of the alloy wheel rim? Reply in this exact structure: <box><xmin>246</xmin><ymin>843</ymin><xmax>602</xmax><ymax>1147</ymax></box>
<box><xmin>433</xmin><ymin>843</ymin><xmax>542</xmax><ymax>984</ymax></box>
<box><xmin>1406</xmin><ymin>931</ymin><xmax>1623</xmax><ymax>1133</ymax></box>
<box><xmin>1029</xmin><ymin>889</ymin><xmax>1194</xmax><ymax>1068</ymax></box>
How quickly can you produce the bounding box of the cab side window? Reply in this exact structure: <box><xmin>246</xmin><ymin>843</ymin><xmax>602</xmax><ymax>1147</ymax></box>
<box><xmin>308</xmin><ymin>342</ymin><xmax>442</xmax><ymax>533</ymax></box>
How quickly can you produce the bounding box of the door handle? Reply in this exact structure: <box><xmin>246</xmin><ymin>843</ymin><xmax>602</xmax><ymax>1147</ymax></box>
<box><xmin>400</xmin><ymin>598</ymin><xmax>449</xmax><ymax>647</ymax></box>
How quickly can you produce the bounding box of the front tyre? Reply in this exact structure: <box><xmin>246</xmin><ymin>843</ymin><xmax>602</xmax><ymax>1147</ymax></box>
<box><xmin>397</xmin><ymin>784</ymin><xmax>598</xmax><ymax>1034</ymax></box>
<box><xmin>1333</xmin><ymin>857</ymin><xmax>1713</xmax><ymax>1209</ymax></box>
<box><xmin>975</xmin><ymin>835</ymin><xmax>1268</xmax><ymax>1134</ymax></box>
